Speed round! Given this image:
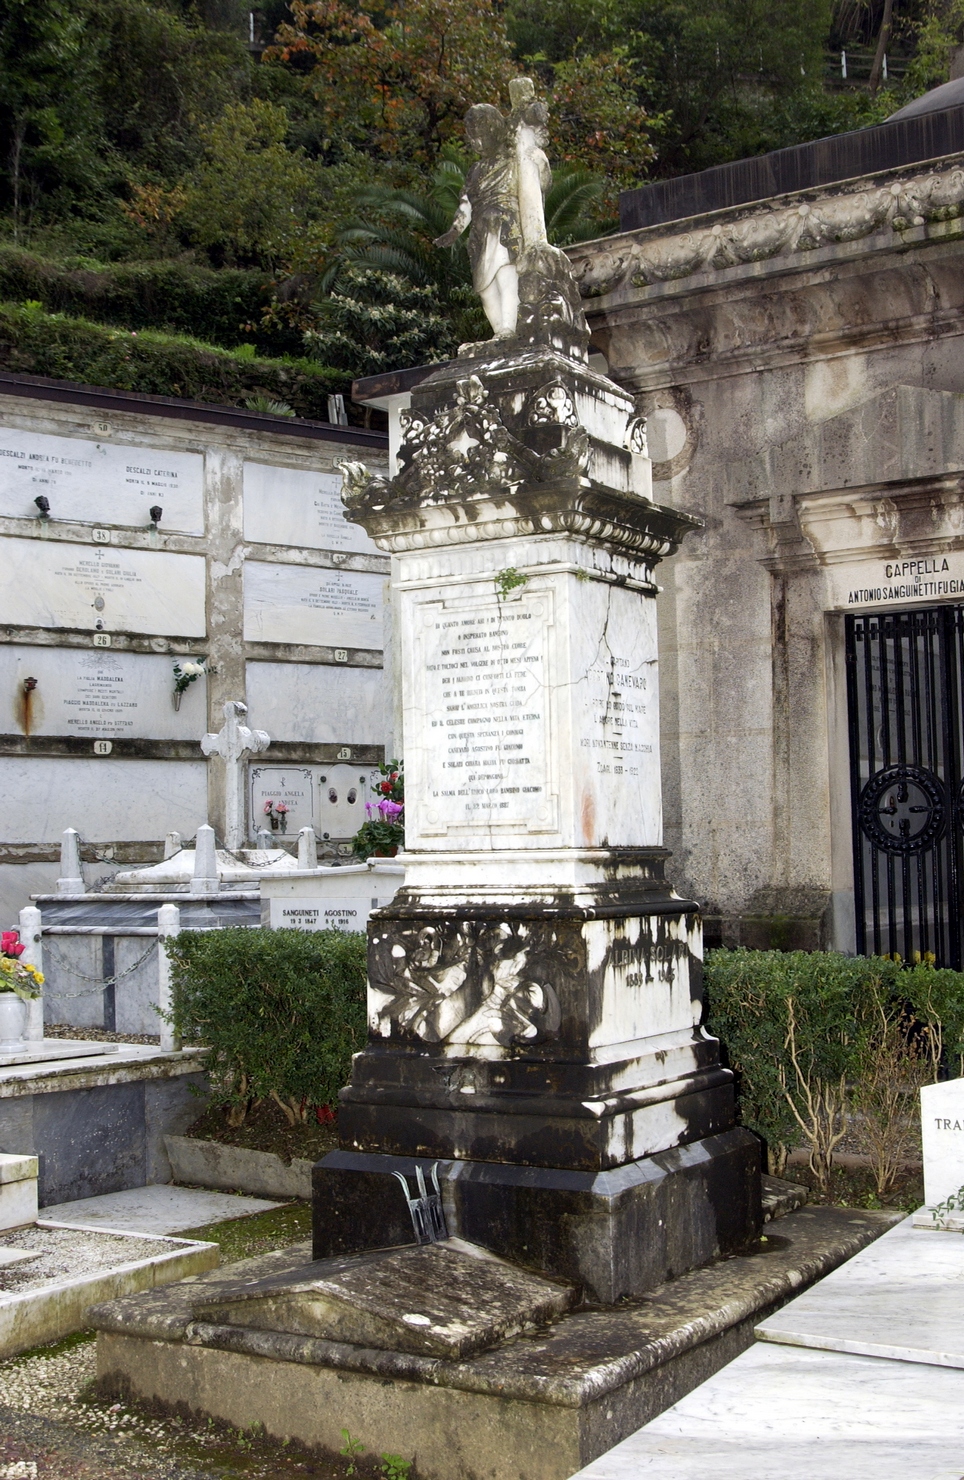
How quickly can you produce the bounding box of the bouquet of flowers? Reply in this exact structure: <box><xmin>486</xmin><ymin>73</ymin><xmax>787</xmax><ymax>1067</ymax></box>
<box><xmin>263</xmin><ymin>799</ymin><xmax>289</xmax><ymax>834</ymax></box>
<box><xmin>0</xmin><ymin>931</ymin><xmax>43</xmax><ymax>1000</ymax></box>
<box><xmin>172</xmin><ymin>659</ymin><xmax>206</xmax><ymax>709</ymax></box>
<box><xmin>351</xmin><ymin>761</ymin><xmax>404</xmax><ymax>860</ymax></box>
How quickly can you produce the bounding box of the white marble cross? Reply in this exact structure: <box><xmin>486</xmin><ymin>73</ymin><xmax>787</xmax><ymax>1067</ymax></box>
<box><xmin>200</xmin><ymin>701</ymin><xmax>270</xmax><ymax>852</ymax></box>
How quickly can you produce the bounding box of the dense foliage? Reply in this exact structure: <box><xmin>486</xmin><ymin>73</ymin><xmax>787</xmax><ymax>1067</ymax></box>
<box><xmin>0</xmin><ymin>1</ymin><xmax>959</xmax><ymax>390</ymax></box>
<box><xmin>166</xmin><ymin>926</ymin><xmax>368</xmax><ymax>1125</ymax></box>
<box><xmin>0</xmin><ymin>301</ymin><xmax>345</xmax><ymax>416</ymax></box>
<box><xmin>705</xmin><ymin>947</ymin><xmax>964</xmax><ymax>1193</ymax></box>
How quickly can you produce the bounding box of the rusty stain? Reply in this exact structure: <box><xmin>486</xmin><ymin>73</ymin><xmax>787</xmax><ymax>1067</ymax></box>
<box><xmin>17</xmin><ymin>677</ymin><xmax>40</xmax><ymax>737</ymax></box>
<box><xmin>580</xmin><ymin>789</ymin><xmax>595</xmax><ymax>844</ymax></box>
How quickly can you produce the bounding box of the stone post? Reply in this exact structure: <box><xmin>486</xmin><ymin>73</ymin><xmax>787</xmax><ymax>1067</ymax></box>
<box><xmin>18</xmin><ymin>905</ymin><xmax>43</xmax><ymax>1042</ymax></box>
<box><xmin>157</xmin><ymin>904</ymin><xmax>181</xmax><ymax>1053</ymax></box>
<box><xmin>57</xmin><ymin>828</ymin><xmax>84</xmax><ymax>894</ymax></box>
<box><xmin>297</xmin><ymin>827</ymin><xmax>318</xmax><ymax>870</ymax></box>
<box><xmin>318</xmin><ymin>312</ymin><xmax>761</xmax><ymax>1303</ymax></box>
<box><xmin>190</xmin><ymin>824</ymin><xmax>219</xmax><ymax>895</ymax></box>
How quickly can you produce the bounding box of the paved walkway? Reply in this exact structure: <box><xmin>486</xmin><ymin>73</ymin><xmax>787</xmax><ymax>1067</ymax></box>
<box><xmin>41</xmin><ymin>1184</ymin><xmax>284</xmax><ymax>1235</ymax></box>
<box><xmin>569</xmin><ymin>1216</ymin><xmax>964</xmax><ymax>1480</ymax></box>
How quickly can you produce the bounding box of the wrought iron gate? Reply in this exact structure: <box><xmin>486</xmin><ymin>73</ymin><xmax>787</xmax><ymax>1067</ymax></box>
<box><xmin>845</xmin><ymin>606</ymin><xmax>964</xmax><ymax>967</ymax></box>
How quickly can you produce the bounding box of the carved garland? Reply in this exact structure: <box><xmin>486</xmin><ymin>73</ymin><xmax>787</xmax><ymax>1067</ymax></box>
<box><xmin>570</xmin><ymin>163</ymin><xmax>964</xmax><ymax>298</ymax></box>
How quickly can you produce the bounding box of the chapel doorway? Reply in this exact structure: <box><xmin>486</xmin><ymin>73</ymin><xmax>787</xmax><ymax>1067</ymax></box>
<box><xmin>845</xmin><ymin>605</ymin><xmax>964</xmax><ymax>967</ymax></box>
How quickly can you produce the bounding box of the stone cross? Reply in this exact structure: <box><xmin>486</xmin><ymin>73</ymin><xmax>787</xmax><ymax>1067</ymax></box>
<box><xmin>200</xmin><ymin>701</ymin><xmax>270</xmax><ymax>853</ymax></box>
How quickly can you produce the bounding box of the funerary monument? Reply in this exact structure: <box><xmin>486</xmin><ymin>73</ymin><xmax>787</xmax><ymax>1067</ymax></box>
<box><xmin>316</xmin><ymin>76</ymin><xmax>760</xmax><ymax>1299</ymax></box>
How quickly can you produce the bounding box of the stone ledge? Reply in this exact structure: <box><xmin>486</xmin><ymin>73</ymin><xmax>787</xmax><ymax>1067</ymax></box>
<box><xmin>91</xmin><ymin>1207</ymin><xmax>900</xmax><ymax>1480</ymax></box>
<box><xmin>165</xmin><ymin>1136</ymin><xmax>312</xmax><ymax>1202</ymax></box>
<box><xmin>0</xmin><ymin>1046</ymin><xmax>206</xmax><ymax>1099</ymax></box>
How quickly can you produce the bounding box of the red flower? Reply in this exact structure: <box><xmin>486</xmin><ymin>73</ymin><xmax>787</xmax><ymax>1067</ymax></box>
<box><xmin>380</xmin><ymin>781</ymin><xmax>392</xmax><ymax>794</ymax></box>
<box><xmin>1</xmin><ymin>931</ymin><xmax>24</xmax><ymax>958</ymax></box>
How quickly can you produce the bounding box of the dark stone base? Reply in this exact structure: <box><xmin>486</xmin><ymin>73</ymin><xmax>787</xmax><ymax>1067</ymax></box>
<box><xmin>313</xmin><ymin>1127</ymin><xmax>763</xmax><ymax>1304</ymax></box>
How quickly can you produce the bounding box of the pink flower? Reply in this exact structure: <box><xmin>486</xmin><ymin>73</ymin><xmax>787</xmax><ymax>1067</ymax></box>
<box><xmin>378</xmin><ymin>800</ymin><xmax>403</xmax><ymax>820</ymax></box>
<box><xmin>263</xmin><ymin>800</ymin><xmax>274</xmax><ymax>814</ymax></box>
<box><xmin>276</xmin><ymin>802</ymin><xmax>288</xmax><ymax>813</ymax></box>
<box><xmin>1</xmin><ymin>931</ymin><xmax>24</xmax><ymax>958</ymax></box>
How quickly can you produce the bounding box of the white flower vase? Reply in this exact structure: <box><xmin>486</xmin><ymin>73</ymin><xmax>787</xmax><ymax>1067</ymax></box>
<box><xmin>0</xmin><ymin>992</ymin><xmax>27</xmax><ymax>1050</ymax></box>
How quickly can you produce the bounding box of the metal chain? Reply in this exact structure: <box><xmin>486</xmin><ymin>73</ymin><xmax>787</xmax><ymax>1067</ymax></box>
<box><xmin>41</xmin><ymin>940</ymin><xmax>158</xmax><ymax>998</ymax></box>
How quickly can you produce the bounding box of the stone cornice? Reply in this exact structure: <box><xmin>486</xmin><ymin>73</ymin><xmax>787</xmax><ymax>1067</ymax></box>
<box><xmin>569</xmin><ymin>152</ymin><xmax>964</xmax><ymax>304</ymax></box>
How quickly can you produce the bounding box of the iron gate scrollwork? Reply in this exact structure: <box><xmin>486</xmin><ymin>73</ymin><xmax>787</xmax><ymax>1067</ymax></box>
<box><xmin>845</xmin><ymin>606</ymin><xmax>964</xmax><ymax>967</ymax></box>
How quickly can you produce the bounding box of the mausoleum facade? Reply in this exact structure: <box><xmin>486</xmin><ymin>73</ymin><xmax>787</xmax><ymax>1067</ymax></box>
<box><xmin>0</xmin><ymin>374</ymin><xmax>391</xmax><ymax>921</ymax></box>
<box><xmin>567</xmin><ymin>103</ymin><xmax>964</xmax><ymax>965</ymax></box>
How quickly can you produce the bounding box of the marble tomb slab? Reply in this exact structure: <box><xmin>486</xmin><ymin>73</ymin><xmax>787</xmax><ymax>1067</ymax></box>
<box><xmin>0</xmin><ymin>756</ymin><xmax>207</xmax><ymax>843</ymax></box>
<box><xmin>243</xmin><ymin>562</ymin><xmax>384</xmax><ymax>651</ymax></box>
<box><xmin>200</xmin><ymin>1240</ymin><xmax>575</xmax><ymax>1359</ymax></box>
<box><xmin>756</xmin><ymin>1215</ymin><xmax>964</xmax><ymax>1368</ymax></box>
<box><xmin>566</xmin><ymin>1343</ymin><xmax>964</xmax><ymax>1480</ymax></box>
<box><xmin>0</xmin><ymin>1040</ymin><xmax>119</xmax><ymax>1069</ymax></box>
<box><xmin>0</xmin><ymin>427</ymin><xmax>204</xmax><ymax>533</ymax></box>
<box><xmin>0</xmin><ymin>646</ymin><xmax>207</xmax><ymax>741</ymax></box>
<box><xmin>246</xmin><ymin>662</ymin><xmax>385</xmax><ymax>746</ymax></box>
<box><xmin>1</xmin><ymin>538</ymin><xmax>206</xmax><ymax>637</ymax></box>
<box><xmin>243</xmin><ymin>462</ymin><xmax>381</xmax><ymax>557</ymax></box>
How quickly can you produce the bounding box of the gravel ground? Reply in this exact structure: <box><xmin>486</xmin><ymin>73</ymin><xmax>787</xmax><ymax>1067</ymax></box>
<box><xmin>0</xmin><ymin>1227</ymin><xmax>175</xmax><ymax>1295</ymax></box>
<box><xmin>44</xmin><ymin>1025</ymin><xmax>161</xmax><ymax>1046</ymax></box>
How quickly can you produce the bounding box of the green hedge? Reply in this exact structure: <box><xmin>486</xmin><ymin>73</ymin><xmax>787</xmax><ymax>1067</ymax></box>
<box><xmin>0</xmin><ymin>246</ymin><xmax>300</xmax><ymax>356</ymax></box>
<box><xmin>0</xmin><ymin>301</ymin><xmax>346</xmax><ymax>419</ymax></box>
<box><xmin>704</xmin><ymin>948</ymin><xmax>964</xmax><ymax>1190</ymax></box>
<box><xmin>166</xmin><ymin>927</ymin><xmax>367</xmax><ymax>1125</ymax></box>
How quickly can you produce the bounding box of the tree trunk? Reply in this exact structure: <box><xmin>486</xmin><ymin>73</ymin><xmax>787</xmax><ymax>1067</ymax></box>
<box><xmin>869</xmin><ymin>0</ymin><xmax>895</xmax><ymax>96</ymax></box>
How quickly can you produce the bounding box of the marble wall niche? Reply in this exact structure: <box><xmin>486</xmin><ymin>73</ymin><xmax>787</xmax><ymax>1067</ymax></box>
<box><xmin>242</xmin><ymin>462</ymin><xmax>381</xmax><ymax>556</ymax></box>
<box><xmin>3</xmin><ymin>539</ymin><xmax>207</xmax><ymax>637</ymax></box>
<box><xmin>250</xmin><ymin>765</ymin><xmax>315</xmax><ymax>837</ymax></box>
<box><xmin>0</xmin><ymin>427</ymin><xmax>204</xmax><ymax>533</ymax></box>
<box><xmin>243</xmin><ymin>563</ymin><xmax>385</xmax><ymax>650</ymax></box>
<box><xmin>0</xmin><ymin>757</ymin><xmax>207</xmax><ymax>842</ymax></box>
<box><xmin>245</xmin><ymin>661</ymin><xmax>385</xmax><ymax>746</ymax></box>
<box><xmin>0</xmin><ymin>646</ymin><xmax>207</xmax><ymax>740</ymax></box>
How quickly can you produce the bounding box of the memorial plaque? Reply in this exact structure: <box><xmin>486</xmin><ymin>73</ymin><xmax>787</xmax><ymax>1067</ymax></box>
<box><xmin>243</xmin><ymin>462</ymin><xmax>381</xmax><ymax>556</ymax></box>
<box><xmin>1</xmin><ymin>538</ymin><xmax>206</xmax><ymax>637</ymax></box>
<box><xmin>0</xmin><ymin>428</ymin><xmax>204</xmax><ymax>533</ymax></box>
<box><xmin>245</xmin><ymin>661</ymin><xmax>385</xmax><ymax>745</ymax></box>
<box><xmin>408</xmin><ymin>588</ymin><xmax>555</xmax><ymax>837</ymax></box>
<box><xmin>249</xmin><ymin>766</ymin><xmax>314</xmax><ymax>839</ymax></box>
<box><xmin>243</xmin><ymin>562</ymin><xmax>384</xmax><ymax>649</ymax></box>
<box><xmin>269</xmin><ymin>894</ymin><xmax>377</xmax><ymax>934</ymax></box>
<box><xmin>0</xmin><ymin>646</ymin><xmax>206</xmax><ymax>739</ymax></box>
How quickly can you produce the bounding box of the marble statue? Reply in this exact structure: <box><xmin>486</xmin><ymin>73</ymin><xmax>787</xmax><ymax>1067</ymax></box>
<box><xmin>435</xmin><ymin>77</ymin><xmax>587</xmax><ymax>354</ymax></box>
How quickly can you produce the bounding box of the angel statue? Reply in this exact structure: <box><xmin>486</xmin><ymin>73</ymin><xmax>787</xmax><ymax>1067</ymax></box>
<box><xmin>435</xmin><ymin>76</ymin><xmax>576</xmax><ymax>346</ymax></box>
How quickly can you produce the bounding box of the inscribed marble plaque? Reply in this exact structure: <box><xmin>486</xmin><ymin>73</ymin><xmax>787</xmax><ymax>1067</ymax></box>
<box><xmin>249</xmin><ymin>766</ymin><xmax>315</xmax><ymax>839</ymax></box>
<box><xmin>269</xmin><ymin>894</ymin><xmax>375</xmax><ymax>935</ymax></box>
<box><xmin>409</xmin><ymin>589</ymin><xmax>554</xmax><ymax>836</ymax></box>
<box><xmin>0</xmin><ymin>428</ymin><xmax>203</xmax><ymax>533</ymax></box>
<box><xmin>243</xmin><ymin>562</ymin><xmax>383</xmax><ymax>649</ymax></box>
<box><xmin>921</xmin><ymin>1078</ymin><xmax>964</xmax><ymax>1209</ymax></box>
<box><xmin>827</xmin><ymin>554</ymin><xmax>964</xmax><ymax>611</ymax></box>
<box><xmin>242</xmin><ymin>462</ymin><xmax>381</xmax><ymax>556</ymax></box>
<box><xmin>1</xmin><ymin>538</ymin><xmax>206</xmax><ymax>637</ymax></box>
<box><xmin>0</xmin><ymin>646</ymin><xmax>206</xmax><ymax>739</ymax></box>
<box><xmin>245</xmin><ymin>662</ymin><xmax>385</xmax><ymax>746</ymax></box>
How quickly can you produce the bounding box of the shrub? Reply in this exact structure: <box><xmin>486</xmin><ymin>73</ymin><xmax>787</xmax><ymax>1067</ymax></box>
<box><xmin>704</xmin><ymin>948</ymin><xmax>964</xmax><ymax>1191</ymax></box>
<box><xmin>166</xmin><ymin>927</ymin><xmax>367</xmax><ymax>1127</ymax></box>
<box><xmin>0</xmin><ymin>245</ymin><xmax>300</xmax><ymax>355</ymax></box>
<box><xmin>0</xmin><ymin>301</ymin><xmax>346</xmax><ymax>418</ymax></box>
